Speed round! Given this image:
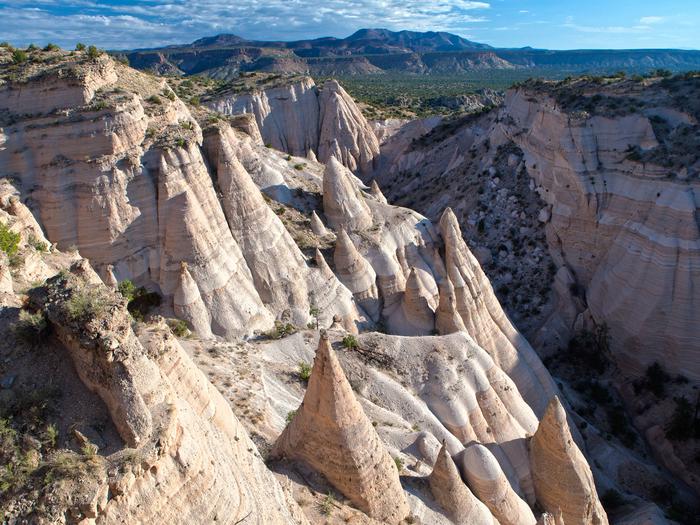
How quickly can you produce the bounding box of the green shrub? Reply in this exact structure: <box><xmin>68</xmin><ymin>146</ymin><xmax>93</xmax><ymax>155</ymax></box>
<box><xmin>66</xmin><ymin>287</ymin><xmax>108</xmax><ymax>321</ymax></box>
<box><xmin>26</xmin><ymin>44</ymin><xmax>38</xmax><ymax>52</ymax></box>
<box><xmin>189</xmin><ymin>96</ymin><xmax>200</xmax><ymax>107</ymax></box>
<box><xmin>341</xmin><ymin>335</ymin><xmax>358</xmax><ymax>349</ymax></box>
<box><xmin>117</xmin><ymin>279</ymin><xmax>137</xmax><ymax>302</ymax></box>
<box><xmin>293</xmin><ymin>163</ymin><xmax>306</xmax><ymax>171</ymax></box>
<box><xmin>43</xmin><ymin>43</ymin><xmax>59</xmax><ymax>52</ymax></box>
<box><xmin>164</xmin><ymin>90</ymin><xmax>176</xmax><ymax>101</ymax></box>
<box><xmin>266</xmin><ymin>321</ymin><xmax>296</xmax><ymax>340</ymax></box>
<box><xmin>11</xmin><ymin>49</ymin><xmax>27</xmax><ymax>64</ymax></box>
<box><xmin>0</xmin><ymin>222</ymin><xmax>20</xmax><ymax>257</ymax></box>
<box><xmin>393</xmin><ymin>456</ymin><xmax>404</xmax><ymax>471</ymax></box>
<box><xmin>666</xmin><ymin>396</ymin><xmax>699</xmax><ymax>441</ymax></box>
<box><xmin>75</xmin><ymin>42</ymin><xmax>86</xmax><ymax>51</ymax></box>
<box><xmin>147</xmin><ymin>94</ymin><xmax>162</xmax><ymax>105</ymax></box>
<box><xmin>286</xmin><ymin>410</ymin><xmax>297</xmax><ymax>423</ymax></box>
<box><xmin>27</xmin><ymin>234</ymin><xmax>48</xmax><ymax>252</ymax></box>
<box><xmin>86</xmin><ymin>45</ymin><xmax>101</xmax><ymax>60</ymax></box>
<box><xmin>167</xmin><ymin>318</ymin><xmax>190</xmax><ymax>337</ymax></box>
<box><xmin>13</xmin><ymin>309</ymin><xmax>50</xmax><ymax>346</ymax></box>
<box><xmin>297</xmin><ymin>362</ymin><xmax>312</xmax><ymax>383</ymax></box>
<box><xmin>318</xmin><ymin>492</ymin><xmax>335</xmax><ymax>516</ymax></box>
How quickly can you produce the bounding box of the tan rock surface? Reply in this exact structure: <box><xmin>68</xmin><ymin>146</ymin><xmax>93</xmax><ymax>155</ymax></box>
<box><xmin>428</xmin><ymin>443</ymin><xmax>496</xmax><ymax>525</ymax></box>
<box><xmin>323</xmin><ymin>157</ymin><xmax>374</xmax><ymax>231</ymax></box>
<box><xmin>272</xmin><ymin>334</ymin><xmax>409</xmax><ymax>523</ymax></box>
<box><xmin>530</xmin><ymin>398</ymin><xmax>608</xmax><ymax>525</ymax></box>
<box><xmin>462</xmin><ymin>444</ymin><xmax>536</xmax><ymax>525</ymax></box>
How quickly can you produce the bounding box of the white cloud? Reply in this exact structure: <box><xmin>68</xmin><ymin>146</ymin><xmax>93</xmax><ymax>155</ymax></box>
<box><xmin>563</xmin><ymin>16</ymin><xmax>651</xmax><ymax>35</ymax></box>
<box><xmin>639</xmin><ymin>16</ymin><xmax>665</xmax><ymax>24</ymax></box>
<box><xmin>0</xmin><ymin>0</ymin><xmax>492</xmax><ymax>48</ymax></box>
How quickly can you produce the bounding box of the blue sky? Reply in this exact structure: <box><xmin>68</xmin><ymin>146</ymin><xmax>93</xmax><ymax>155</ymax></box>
<box><xmin>0</xmin><ymin>0</ymin><xmax>698</xmax><ymax>50</ymax></box>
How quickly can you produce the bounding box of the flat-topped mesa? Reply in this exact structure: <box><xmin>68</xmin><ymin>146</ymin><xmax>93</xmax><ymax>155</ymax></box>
<box><xmin>323</xmin><ymin>157</ymin><xmax>374</xmax><ymax>231</ymax></box>
<box><xmin>428</xmin><ymin>443</ymin><xmax>496</xmax><ymax>525</ymax></box>
<box><xmin>174</xmin><ymin>261</ymin><xmax>213</xmax><ymax>339</ymax></box>
<box><xmin>310</xmin><ymin>210</ymin><xmax>330</xmax><ymax>236</ymax></box>
<box><xmin>318</xmin><ymin>80</ymin><xmax>380</xmax><ymax>174</ymax></box>
<box><xmin>530</xmin><ymin>397</ymin><xmax>609</xmax><ymax>525</ymax></box>
<box><xmin>397</xmin><ymin>267</ymin><xmax>436</xmax><ymax>335</ymax></box>
<box><xmin>334</xmin><ymin>229</ymin><xmax>380</xmax><ymax>320</ymax></box>
<box><xmin>462</xmin><ymin>444</ymin><xmax>537</xmax><ymax>525</ymax></box>
<box><xmin>370</xmin><ymin>179</ymin><xmax>388</xmax><ymax>204</ymax></box>
<box><xmin>436</xmin><ymin>276</ymin><xmax>467</xmax><ymax>335</ymax></box>
<box><xmin>272</xmin><ymin>334</ymin><xmax>409</xmax><ymax>523</ymax></box>
<box><xmin>439</xmin><ymin>207</ymin><xmax>557</xmax><ymax>416</ymax></box>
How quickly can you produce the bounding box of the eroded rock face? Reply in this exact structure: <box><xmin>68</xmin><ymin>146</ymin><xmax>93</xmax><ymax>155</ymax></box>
<box><xmin>205</xmin><ymin>77</ymin><xmax>379</xmax><ymax>173</ymax></box>
<box><xmin>503</xmin><ymin>87</ymin><xmax>700</xmax><ymax>380</ymax></box>
<box><xmin>272</xmin><ymin>334</ymin><xmax>409</xmax><ymax>523</ymax></box>
<box><xmin>530</xmin><ymin>397</ymin><xmax>608</xmax><ymax>525</ymax></box>
<box><xmin>428</xmin><ymin>443</ymin><xmax>496</xmax><ymax>525</ymax></box>
<box><xmin>31</xmin><ymin>262</ymin><xmax>307</xmax><ymax>524</ymax></box>
<box><xmin>323</xmin><ymin>157</ymin><xmax>374</xmax><ymax>231</ymax></box>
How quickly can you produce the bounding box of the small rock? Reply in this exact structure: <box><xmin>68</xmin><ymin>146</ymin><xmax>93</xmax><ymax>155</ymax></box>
<box><xmin>0</xmin><ymin>374</ymin><xmax>16</xmax><ymax>389</ymax></box>
<box><xmin>538</xmin><ymin>207</ymin><xmax>551</xmax><ymax>223</ymax></box>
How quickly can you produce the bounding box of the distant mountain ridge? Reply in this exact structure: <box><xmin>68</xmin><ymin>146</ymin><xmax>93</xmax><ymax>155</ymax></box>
<box><xmin>122</xmin><ymin>28</ymin><xmax>700</xmax><ymax>78</ymax></box>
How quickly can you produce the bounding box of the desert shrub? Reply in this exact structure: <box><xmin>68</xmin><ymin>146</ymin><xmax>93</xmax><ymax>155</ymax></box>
<box><xmin>393</xmin><ymin>456</ymin><xmax>404</xmax><ymax>471</ymax></box>
<box><xmin>13</xmin><ymin>309</ymin><xmax>50</xmax><ymax>346</ymax></box>
<box><xmin>27</xmin><ymin>234</ymin><xmax>48</xmax><ymax>252</ymax></box>
<box><xmin>666</xmin><ymin>396</ymin><xmax>699</xmax><ymax>441</ymax></box>
<box><xmin>189</xmin><ymin>96</ymin><xmax>200</xmax><ymax>107</ymax></box>
<box><xmin>167</xmin><ymin>318</ymin><xmax>190</xmax><ymax>337</ymax></box>
<box><xmin>266</xmin><ymin>321</ymin><xmax>296</xmax><ymax>340</ymax></box>
<box><xmin>75</xmin><ymin>42</ymin><xmax>86</xmax><ymax>51</ymax></box>
<box><xmin>86</xmin><ymin>45</ymin><xmax>101</xmax><ymax>59</ymax></box>
<box><xmin>164</xmin><ymin>90</ymin><xmax>176</xmax><ymax>101</ymax></box>
<box><xmin>11</xmin><ymin>49</ymin><xmax>27</xmax><ymax>64</ymax></box>
<box><xmin>0</xmin><ymin>221</ymin><xmax>20</xmax><ymax>257</ymax></box>
<box><xmin>566</xmin><ymin>324</ymin><xmax>610</xmax><ymax>373</ymax></box>
<box><xmin>297</xmin><ymin>362</ymin><xmax>312</xmax><ymax>383</ymax></box>
<box><xmin>601</xmin><ymin>489</ymin><xmax>625</xmax><ymax>511</ymax></box>
<box><xmin>341</xmin><ymin>335</ymin><xmax>358</xmax><ymax>349</ymax></box>
<box><xmin>66</xmin><ymin>287</ymin><xmax>108</xmax><ymax>321</ymax></box>
<box><xmin>286</xmin><ymin>410</ymin><xmax>297</xmax><ymax>423</ymax></box>
<box><xmin>147</xmin><ymin>94</ymin><xmax>162</xmax><ymax>105</ymax></box>
<box><xmin>117</xmin><ymin>280</ymin><xmax>161</xmax><ymax>320</ymax></box>
<box><xmin>293</xmin><ymin>163</ymin><xmax>306</xmax><ymax>171</ymax></box>
<box><xmin>43</xmin><ymin>43</ymin><xmax>59</xmax><ymax>52</ymax></box>
<box><xmin>117</xmin><ymin>279</ymin><xmax>137</xmax><ymax>302</ymax></box>
<box><xmin>26</xmin><ymin>44</ymin><xmax>38</xmax><ymax>52</ymax></box>
<box><xmin>635</xmin><ymin>362</ymin><xmax>671</xmax><ymax>398</ymax></box>
<box><xmin>0</xmin><ymin>418</ymin><xmax>38</xmax><ymax>493</ymax></box>
<box><xmin>318</xmin><ymin>492</ymin><xmax>335</xmax><ymax>516</ymax></box>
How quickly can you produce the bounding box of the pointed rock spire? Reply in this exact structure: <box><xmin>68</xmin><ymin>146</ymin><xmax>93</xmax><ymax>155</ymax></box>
<box><xmin>306</xmin><ymin>149</ymin><xmax>318</xmax><ymax>162</ymax></box>
<box><xmin>436</xmin><ymin>277</ymin><xmax>466</xmax><ymax>335</ymax></box>
<box><xmin>174</xmin><ymin>262</ymin><xmax>213</xmax><ymax>339</ymax></box>
<box><xmin>530</xmin><ymin>397</ymin><xmax>608</xmax><ymax>525</ymax></box>
<box><xmin>428</xmin><ymin>443</ymin><xmax>496</xmax><ymax>525</ymax></box>
<box><xmin>272</xmin><ymin>334</ymin><xmax>409</xmax><ymax>523</ymax></box>
<box><xmin>323</xmin><ymin>157</ymin><xmax>373</xmax><ymax>231</ymax></box>
<box><xmin>462</xmin><ymin>444</ymin><xmax>536</xmax><ymax>525</ymax></box>
<box><xmin>101</xmin><ymin>264</ymin><xmax>119</xmax><ymax>289</ymax></box>
<box><xmin>0</xmin><ymin>262</ymin><xmax>13</xmax><ymax>294</ymax></box>
<box><xmin>370</xmin><ymin>180</ymin><xmax>388</xmax><ymax>204</ymax></box>
<box><xmin>334</xmin><ymin>229</ymin><xmax>380</xmax><ymax>319</ymax></box>
<box><xmin>315</xmin><ymin>248</ymin><xmax>334</xmax><ymax>279</ymax></box>
<box><xmin>400</xmin><ymin>267</ymin><xmax>435</xmax><ymax>335</ymax></box>
<box><xmin>310</xmin><ymin>210</ymin><xmax>329</xmax><ymax>236</ymax></box>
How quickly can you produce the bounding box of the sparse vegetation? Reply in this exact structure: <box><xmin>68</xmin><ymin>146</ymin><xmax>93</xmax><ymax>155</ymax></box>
<box><xmin>393</xmin><ymin>456</ymin><xmax>404</xmax><ymax>471</ymax></box>
<box><xmin>341</xmin><ymin>335</ymin><xmax>358</xmax><ymax>349</ymax></box>
<box><xmin>75</xmin><ymin>43</ymin><xmax>86</xmax><ymax>51</ymax></box>
<box><xmin>66</xmin><ymin>287</ymin><xmax>109</xmax><ymax>322</ymax></box>
<box><xmin>11</xmin><ymin>49</ymin><xmax>27</xmax><ymax>64</ymax></box>
<box><xmin>168</xmin><ymin>318</ymin><xmax>190</xmax><ymax>337</ymax></box>
<box><xmin>43</xmin><ymin>43</ymin><xmax>59</xmax><ymax>52</ymax></box>
<box><xmin>318</xmin><ymin>492</ymin><xmax>335</xmax><ymax>516</ymax></box>
<box><xmin>86</xmin><ymin>45</ymin><xmax>102</xmax><ymax>60</ymax></box>
<box><xmin>0</xmin><ymin>221</ymin><xmax>21</xmax><ymax>257</ymax></box>
<box><xmin>147</xmin><ymin>94</ymin><xmax>162</xmax><ymax>105</ymax></box>
<box><xmin>13</xmin><ymin>309</ymin><xmax>50</xmax><ymax>346</ymax></box>
<box><xmin>297</xmin><ymin>362</ymin><xmax>312</xmax><ymax>383</ymax></box>
<box><xmin>117</xmin><ymin>279</ymin><xmax>162</xmax><ymax>321</ymax></box>
<box><xmin>285</xmin><ymin>410</ymin><xmax>297</xmax><ymax>423</ymax></box>
<box><xmin>266</xmin><ymin>321</ymin><xmax>296</xmax><ymax>340</ymax></box>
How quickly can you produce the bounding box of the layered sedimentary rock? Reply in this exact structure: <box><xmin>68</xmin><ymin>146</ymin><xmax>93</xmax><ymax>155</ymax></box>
<box><xmin>30</xmin><ymin>262</ymin><xmax>306</xmax><ymax>524</ymax></box>
<box><xmin>323</xmin><ymin>157</ymin><xmax>374</xmax><ymax>231</ymax></box>
<box><xmin>370</xmin><ymin>180</ymin><xmax>388</xmax><ymax>204</ymax></box>
<box><xmin>462</xmin><ymin>444</ymin><xmax>536</xmax><ymax>525</ymax></box>
<box><xmin>428</xmin><ymin>443</ymin><xmax>496</xmax><ymax>525</ymax></box>
<box><xmin>334</xmin><ymin>229</ymin><xmax>380</xmax><ymax>319</ymax></box>
<box><xmin>173</xmin><ymin>261</ymin><xmax>213</xmax><ymax>338</ymax></box>
<box><xmin>503</xmin><ymin>86</ymin><xmax>700</xmax><ymax>379</ymax></box>
<box><xmin>435</xmin><ymin>277</ymin><xmax>467</xmax><ymax>335</ymax></box>
<box><xmin>309</xmin><ymin>210</ymin><xmax>329</xmax><ymax>236</ymax></box>
<box><xmin>530</xmin><ymin>397</ymin><xmax>608</xmax><ymax>525</ymax></box>
<box><xmin>272</xmin><ymin>335</ymin><xmax>409</xmax><ymax>523</ymax></box>
<box><xmin>439</xmin><ymin>207</ymin><xmax>558</xmax><ymax>415</ymax></box>
<box><xmin>205</xmin><ymin>77</ymin><xmax>379</xmax><ymax>173</ymax></box>
<box><xmin>393</xmin><ymin>267</ymin><xmax>436</xmax><ymax>336</ymax></box>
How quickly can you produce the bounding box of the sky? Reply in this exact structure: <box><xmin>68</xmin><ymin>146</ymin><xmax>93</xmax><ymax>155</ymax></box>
<box><xmin>0</xmin><ymin>0</ymin><xmax>698</xmax><ymax>51</ymax></box>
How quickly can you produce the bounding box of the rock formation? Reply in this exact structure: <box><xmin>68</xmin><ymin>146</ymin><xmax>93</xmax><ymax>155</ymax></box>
<box><xmin>173</xmin><ymin>261</ymin><xmax>213</xmax><ymax>338</ymax></box>
<box><xmin>370</xmin><ymin>180</ymin><xmax>388</xmax><ymax>204</ymax></box>
<box><xmin>462</xmin><ymin>444</ymin><xmax>536</xmax><ymax>525</ymax></box>
<box><xmin>435</xmin><ymin>277</ymin><xmax>467</xmax><ymax>335</ymax></box>
<box><xmin>334</xmin><ymin>229</ymin><xmax>380</xmax><ymax>319</ymax></box>
<box><xmin>428</xmin><ymin>443</ymin><xmax>496</xmax><ymax>525</ymax></box>
<box><xmin>323</xmin><ymin>157</ymin><xmax>374</xmax><ymax>231</ymax></box>
<box><xmin>530</xmin><ymin>397</ymin><xmax>608</xmax><ymax>525</ymax></box>
<box><xmin>394</xmin><ymin>267</ymin><xmax>436</xmax><ymax>336</ymax></box>
<box><xmin>272</xmin><ymin>334</ymin><xmax>409</xmax><ymax>523</ymax></box>
<box><xmin>309</xmin><ymin>210</ymin><xmax>330</xmax><ymax>236</ymax></box>
<box><xmin>205</xmin><ymin>77</ymin><xmax>379</xmax><ymax>173</ymax></box>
